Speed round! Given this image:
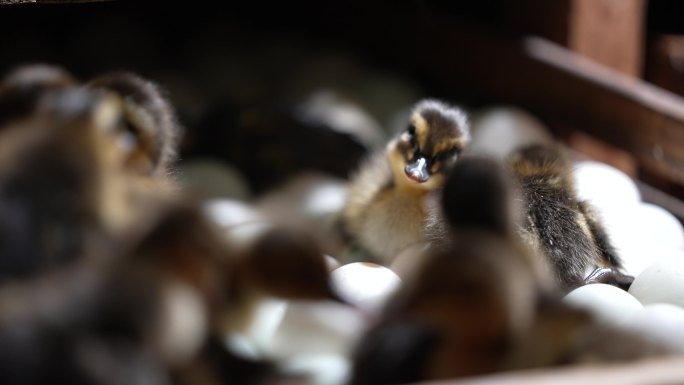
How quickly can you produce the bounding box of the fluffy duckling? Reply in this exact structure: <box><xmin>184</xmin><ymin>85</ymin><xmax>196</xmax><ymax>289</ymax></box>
<box><xmin>0</xmin><ymin>202</ymin><xmax>281</xmax><ymax>385</ymax></box>
<box><xmin>342</xmin><ymin>99</ymin><xmax>469</xmax><ymax>263</ymax></box>
<box><xmin>0</xmin><ymin>73</ymin><xmax>179</xmax><ymax>280</ymax></box>
<box><xmin>507</xmin><ymin>144</ymin><xmax>630</xmax><ymax>292</ymax></box>
<box><xmin>0</xmin><ymin>64</ymin><xmax>76</xmax><ymax>128</ymax></box>
<box><xmin>349</xmin><ymin>157</ymin><xmax>553</xmax><ymax>384</ymax></box>
<box><xmin>87</xmin><ymin>72</ymin><xmax>181</xmax><ymax>179</ymax></box>
<box><xmin>350</xmin><ymin>157</ymin><xmax>669</xmax><ymax>384</ymax></box>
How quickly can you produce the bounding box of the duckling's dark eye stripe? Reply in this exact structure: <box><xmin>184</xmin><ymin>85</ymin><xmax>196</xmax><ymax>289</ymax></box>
<box><xmin>435</xmin><ymin>148</ymin><xmax>457</xmax><ymax>161</ymax></box>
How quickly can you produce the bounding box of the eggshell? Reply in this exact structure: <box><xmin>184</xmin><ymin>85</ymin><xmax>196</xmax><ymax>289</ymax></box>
<box><xmin>573</xmin><ymin>161</ymin><xmax>641</xmax><ymax>214</ymax></box>
<box><xmin>620</xmin><ymin>246</ymin><xmax>684</xmax><ymax>278</ymax></box>
<box><xmin>303</xmin><ymin>182</ymin><xmax>348</xmax><ymax>220</ymax></box>
<box><xmin>629</xmin><ymin>257</ymin><xmax>684</xmax><ymax>307</ymax></box>
<box><xmin>330</xmin><ymin>263</ymin><xmax>401</xmax><ymax>314</ymax></box>
<box><xmin>203</xmin><ymin>198</ymin><xmax>262</xmax><ymax>229</ymax></box>
<box><xmin>279</xmin><ymin>354</ymin><xmax>350</xmax><ymax>385</ymax></box>
<box><xmin>467</xmin><ymin>106</ymin><xmax>553</xmax><ymax>160</ymax></box>
<box><xmin>224</xmin><ymin>298</ymin><xmax>288</xmax><ymax>359</ymax></box>
<box><xmin>268</xmin><ymin>300</ymin><xmax>365</xmax><ymax>359</ymax></box>
<box><xmin>621</xmin><ymin>303</ymin><xmax>684</xmax><ymax>353</ymax></box>
<box><xmin>563</xmin><ymin>283</ymin><xmax>643</xmax><ymax>325</ymax></box>
<box><xmin>633</xmin><ymin>203</ymin><xmax>684</xmax><ymax>250</ymax></box>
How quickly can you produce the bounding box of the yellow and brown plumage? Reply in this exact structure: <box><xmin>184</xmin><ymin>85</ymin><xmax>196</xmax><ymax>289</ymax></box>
<box><xmin>342</xmin><ymin>99</ymin><xmax>469</xmax><ymax>263</ymax></box>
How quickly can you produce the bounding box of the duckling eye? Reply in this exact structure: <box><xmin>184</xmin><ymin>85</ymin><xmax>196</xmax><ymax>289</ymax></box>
<box><xmin>435</xmin><ymin>150</ymin><xmax>458</xmax><ymax>164</ymax></box>
<box><xmin>407</xmin><ymin>124</ymin><xmax>416</xmax><ymax>137</ymax></box>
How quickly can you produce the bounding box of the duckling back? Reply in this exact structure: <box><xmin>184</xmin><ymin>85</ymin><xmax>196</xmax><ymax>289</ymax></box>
<box><xmin>507</xmin><ymin>144</ymin><xmax>622</xmax><ymax>292</ymax></box>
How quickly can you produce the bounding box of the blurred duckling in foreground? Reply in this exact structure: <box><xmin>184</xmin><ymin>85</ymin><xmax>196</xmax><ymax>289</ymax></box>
<box><xmin>507</xmin><ymin>144</ymin><xmax>632</xmax><ymax>292</ymax></box>
<box><xmin>87</xmin><ymin>72</ymin><xmax>181</xmax><ymax>179</ymax></box>
<box><xmin>342</xmin><ymin>99</ymin><xmax>469</xmax><ymax>263</ymax></box>
<box><xmin>0</xmin><ymin>201</ymin><xmax>330</xmax><ymax>385</ymax></box>
<box><xmin>350</xmin><ymin>157</ymin><xmax>671</xmax><ymax>385</ymax></box>
<box><xmin>0</xmin><ymin>65</ymin><xmax>181</xmax><ymax>280</ymax></box>
<box><xmin>0</xmin><ymin>64</ymin><xmax>76</xmax><ymax>128</ymax></box>
<box><xmin>350</xmin><ymin>156</ymin><xmax>553</xmax><ymax>384</ymax></box>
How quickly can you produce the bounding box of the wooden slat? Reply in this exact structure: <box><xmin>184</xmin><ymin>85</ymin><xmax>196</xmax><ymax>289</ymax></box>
<box><xmin>646</xmin><ymin>35</ymin><xmax>684</xmax><ymax>96</ymax></box>
<box><xmin>567</xmin><ymin>0</ymin><xmax>646</xmax><ymax>77</ymax></box>
<box><xmin>414</xmin><ymin>356</ymin><xmax>684</xmax><ymax>385</ymax></box>
<box><xmin>501</xmin><ymin>0</ymin><xmax>647</xmax><ymax>77</ymax></box>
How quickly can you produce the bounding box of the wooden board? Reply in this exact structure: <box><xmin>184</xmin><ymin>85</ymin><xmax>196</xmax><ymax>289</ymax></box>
<box><xmin>413</xmin><ymin>356</ymin><xmax>684</xmax><ymax>385</ymax></box>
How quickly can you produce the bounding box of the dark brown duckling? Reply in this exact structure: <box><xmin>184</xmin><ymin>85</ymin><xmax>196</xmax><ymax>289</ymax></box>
<box><xmin>507</xmin><ymin>143</ymin><xmax>631</xmax><ymax>292</ymax></box>
<box><xmin>0</xmin><ymin>64</ymin><xmax>76</xmax><ymax>129</ymax></box>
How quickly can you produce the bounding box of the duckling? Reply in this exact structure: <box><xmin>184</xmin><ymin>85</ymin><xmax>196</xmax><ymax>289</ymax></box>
<box><xmin>0</xmin><ymin>75</ymin><xmax>178</xmax><ymax>280</ymax></box>
<box><xmin>87</xmin><ymin>72</ymin><xmax>181</xmax><ymax>179</ymax></box>
<box><xmin>342</xmin><ymin>99</ymin><xmax>469</xmax><ymax>263</ymax></box>
<box><xmin>507</xmin><ymin>144</ymin><xmax>630</xmax><ymax>292</ymax></box>
<box><xmin>0</xmin><ymin>64</ymin><xmax>76</xmax><ymax>129</ymax></box>
<box><xmin>131</xmin><ymin>203</ymin><xmax>345</xmax><ymax>385</ymax></box>
<box><xmin>351</xmin><ymin>157</ymin><xmax>669</xmax><ymax>384</ymax></box>
<box><xmin>0</xmin><ymin>262</ymin><xmax>176</xmax><ymax>385</ymax></box>
<box><xmin>349</xmin><ymin>157</ymin><xmax>553</xmax><ymax>384</ymax></box>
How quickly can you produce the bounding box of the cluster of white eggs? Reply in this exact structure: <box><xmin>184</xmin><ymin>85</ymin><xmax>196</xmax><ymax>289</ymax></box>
<box><xmin>471</xmin><ymin>106</ymin><xmax>684</xmax><ymax>354</ymax></box>
<box><xmin>567</xmin><ymin>162</ymin><xmax>684</xmax><ymax>353</ymax></box>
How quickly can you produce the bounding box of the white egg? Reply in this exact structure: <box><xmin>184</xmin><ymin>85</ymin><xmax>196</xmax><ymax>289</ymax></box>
<box><xmin>224</xmin><ymin>298</ymin><xmax>289</xmax><ymax>359</ymax></box>
<box><xmin>467</xmin><ymin>106</ymin><xmax>553</xmax><ymax>160</ymax></box>
<box><xmin>622</xmin><ymin>303</ymin><xmax>684</xmax><ymax>353</ymax></box>
<box><xmin>203</xmin><ymin>198</ymin><xmax>262</xmax><ymax>229</ymax></box>
<box><xmin>178</xmin><ymin>158</ymin><xmax>251</xmax><ymax>200</ymax></box>
<box><xmin>599</xmin><ymin>207</ymin><xmax>644</xmax><ymax>262</ymax></box>
<box><xmin>573</xmin><ymin>161</ymin><xmax>641</xmax><ymax>214</ymax></box>
<box><xmin>620</xmin><ymin>246</ymin><xmax>684</xmax><ymax>277</ymax></box>
<box><xmin>563</xmin><ymin>283</ymin><xmax>643</xmax><ymax>325</ymax></box>
<box><xmin>267</xmin><ymin>300</ymin><xmax>365</xmax><ymax>359</ymax></box>
<box><xmin>330</xmin><ymin>263</ymin><xmax>401</xmax><ymax>315</ymax></box>
<box><xmin>303</xmin><ymin>182</ymin><xmax>348</xmax><ymax>219</ymax></box>
<box><xmin>633</xmin><ymin>203</ymin><xmax>684</xmax><ymax>250</ymax></box>
<box><xmin>629</xmin><ymin>257</ymin><xmax>684</xmax><ymax>307</ymax></box>
<box><xmin>279</xmin><ymin>354</ymin><xmax>351</xmax><ymax>385</ymax></box>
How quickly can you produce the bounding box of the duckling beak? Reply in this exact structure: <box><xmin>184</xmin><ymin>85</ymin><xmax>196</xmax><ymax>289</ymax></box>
<box><xmin>405</xmin><ymin>157</ymin><xmax>429</xmax><ymax>183</ymax></box>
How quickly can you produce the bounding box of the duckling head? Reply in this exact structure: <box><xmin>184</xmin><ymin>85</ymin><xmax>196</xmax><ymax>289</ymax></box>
<box><xmin>0</xmin><ymin>64</ymin><xmax>76</xmax><ymax>129</ymax></box>
<box><xmin>88</xmin><ymin>72</ymin><xmax>181</xmax><ymax>178</ymax></box>
<box><xmin>442</xmin><ymin>156</ymin><xmax>516</xmax><ymax>235</ymax></box>
<box><xmin>387</xmin><ymin>99</ymin><xmax>469</xmax><ymax>192</ymax></box>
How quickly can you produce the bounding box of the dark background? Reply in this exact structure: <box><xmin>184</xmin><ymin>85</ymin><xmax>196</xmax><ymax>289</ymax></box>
<box><xmin>2</xmin><ymin>0</ymin><xmax>684</xmax><ymax>197</ymax></box>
